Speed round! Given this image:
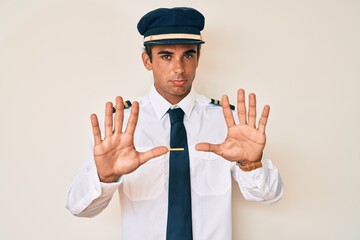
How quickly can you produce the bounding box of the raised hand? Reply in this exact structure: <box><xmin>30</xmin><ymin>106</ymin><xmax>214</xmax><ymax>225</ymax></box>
<box><xmin>196</xmin><ymin>89</ymin><xmax>270</xmax><ymax>166</ymax></box>
<box><xmin>91</xmin><ymin>96</ymin><xmax>168</xmax><ymax>183</ymax></box>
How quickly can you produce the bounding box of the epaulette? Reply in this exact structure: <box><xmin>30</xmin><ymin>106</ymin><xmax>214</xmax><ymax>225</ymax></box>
<box><xmin>112</xmin><ymin>100</ymin><xmax>132</xmax><ymax>113</ymax></box>
<box><xmin>210</xmin><ymin>98</ymin><xmax>235</xmax><ymax>110</ymax></box>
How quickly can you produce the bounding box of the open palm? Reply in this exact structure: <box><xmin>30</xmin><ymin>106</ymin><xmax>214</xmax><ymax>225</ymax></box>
<box><xmin>91</xmin><ymin>96</ymin><xmax>168</xmax><ymax>183</ymax></box>
<box><xmin>196</xmin><ymin>89</ymin><xmax>269</xmax><ymax>164</ymax></box>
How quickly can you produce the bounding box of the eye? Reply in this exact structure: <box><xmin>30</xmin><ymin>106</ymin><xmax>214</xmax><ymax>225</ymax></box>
<box><xmin>184</xmin><ymin>53</ymin><xmax>194</xmax><ymax>59</ymax></box>
<box><xmin>161</xmin><ymin>55</ymin><xmax>171</xmax><ymax>60</ymax></box>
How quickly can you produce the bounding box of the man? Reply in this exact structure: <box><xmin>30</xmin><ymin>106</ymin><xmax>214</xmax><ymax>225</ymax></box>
<box><xmin>65</xmin><ymin>7</ymin><xmax>283</xmax><ymax>240</ymax></box>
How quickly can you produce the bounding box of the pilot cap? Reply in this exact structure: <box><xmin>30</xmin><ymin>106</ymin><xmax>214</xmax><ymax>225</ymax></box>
<box><xmin>137</xmin><ymin>7</ymin><xmax>205</xmax><ymax>46</ymax></box>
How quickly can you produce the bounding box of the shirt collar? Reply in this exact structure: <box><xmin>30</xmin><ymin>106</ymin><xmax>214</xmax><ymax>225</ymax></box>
<box><xmin>148</xmin><ymin>85</ymin><xmax>196</xmax><ymax>120</ymax></box>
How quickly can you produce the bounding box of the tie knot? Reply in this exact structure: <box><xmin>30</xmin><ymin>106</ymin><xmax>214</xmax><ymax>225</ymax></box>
<box><xmin>168</xmin><ymin>108</ymin><xmax>185</xmax><ymax>124</ymax></box>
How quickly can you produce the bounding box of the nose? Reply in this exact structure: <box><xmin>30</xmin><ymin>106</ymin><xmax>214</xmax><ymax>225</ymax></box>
<box><xmin>173</xmin><ymin>58</ymin><xmax>184</xmax><ymax>74</ymax></box>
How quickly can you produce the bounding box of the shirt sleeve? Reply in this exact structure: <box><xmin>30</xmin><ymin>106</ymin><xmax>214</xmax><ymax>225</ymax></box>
<box><xmin>64</xmin><ymin>148</ymin><xmax>122</xmax><ymax>217</ymax></box>
<box><xmin>231</xmin><ymin>154</ymin><xmax>283</xmax><ymax>204</ymax></box>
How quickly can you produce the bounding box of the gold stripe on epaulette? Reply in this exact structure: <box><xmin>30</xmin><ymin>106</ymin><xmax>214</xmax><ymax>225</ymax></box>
<box><xmin>210</xmin><ymin>98</ymin><xmax>235</xmax><ymax>110</ymax></box>
<box><xmin>112</xmin><ymin>100</ymin><xmax>132</xmax><ymax>113</ymax></box>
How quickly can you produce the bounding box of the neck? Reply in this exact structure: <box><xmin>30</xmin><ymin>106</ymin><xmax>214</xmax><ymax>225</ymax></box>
<box><xmin>154</xmin><ymin>86</ymin><xmax>192</xmax><ymax>105</ymax></box>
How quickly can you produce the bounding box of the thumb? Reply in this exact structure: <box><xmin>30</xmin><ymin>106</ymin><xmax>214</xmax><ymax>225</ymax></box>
<box><xmin>139</xmin><ymin>146</ymin><xmax>169</xmax><ymax>165</ymax></box>
<box><xmin>195</xmin><ymin>142</ymin><xmax>223</xmax><ymax>156</ymax></box>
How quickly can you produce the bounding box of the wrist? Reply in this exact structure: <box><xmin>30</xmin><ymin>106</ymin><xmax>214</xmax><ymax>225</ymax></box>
<box><xmin>98</xmin><ymin>173</ymin><xmax>121</xmax><ymax>183</ymax></box>
<box><xmin>236</xmin><ymin>161</ymin><xmax>263</xmax><ymax>172</ymax></box>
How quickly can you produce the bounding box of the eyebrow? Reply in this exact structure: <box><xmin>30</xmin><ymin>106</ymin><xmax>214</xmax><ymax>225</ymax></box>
<box><xmin>157</xmin><ymin>50</ymin><xmax>173</xmax><ymax>55</ymax></box>
<box><xmin>157</xmin><ymin>49</ymin><xmax>197</xmax><ymax>55</ymax></box>
<box><xmin>185</xmin><ymin>49</ymin><xmax>197</xmax><ymax>55</ymax></box>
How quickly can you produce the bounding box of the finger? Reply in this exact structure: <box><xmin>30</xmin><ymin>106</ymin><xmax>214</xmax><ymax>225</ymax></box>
<box><xmin>113</xmin><ymin>96</ymin><xmax>124</xmax><ymax>134</ymax></box>
<box><xmin>124</xmin><ymin>101</ymin><xmax>139</xmax><ymax>136</ymax></box>
<box><xmin>195</xmin><ymin>142</ymin><xmax>223</xmax><ymax>156</ymax></box>
<box><xmin>104</xmin><ymin>101</ymin><xmax>114</xmax><ymax>138</ymax></box>
<box><xmin>258</xmin><ymin>105</ymin><xmax>270</xmax><ymax>134</ymax></box>
<box><xmin>237</xmin><ymin>89</ymin><xmax>247</xmax><ymax>125</ymax></box>
<box><xmin>90</xmin><ymin>114</ymin><xmax>102</xmax><ymax>145</ymax></box>
<box><xmin>221</xmin><ymin>95</ymin><xmax>236</xmax><ymax>128</ymax></box>
<box><xmin>248</xmin><ymin>93</ymin><xmax>257</xmax><ymax>128</ymax></box>
<box><xmin>139</xmin><ymin>146</ymin><xmax>169</xmax><ymax>165</ymax></box>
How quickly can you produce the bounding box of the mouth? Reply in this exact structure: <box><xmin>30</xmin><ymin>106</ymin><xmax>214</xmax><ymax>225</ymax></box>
<box><xmin>170</xmin><ymin>79</ymin><xmax>187</xmax><ymax>86</ymax></box>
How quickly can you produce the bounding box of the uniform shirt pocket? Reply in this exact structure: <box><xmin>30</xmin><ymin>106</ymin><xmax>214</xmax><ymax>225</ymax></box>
<box><xmin>123</xmin><ymin>153</ymin><xmax>165</xmax><ymax>201</ymax></box>
<box><xmin>189</xmin><ymin>147</ymin><xmax>232</xmax><ymax>196</ymax></box>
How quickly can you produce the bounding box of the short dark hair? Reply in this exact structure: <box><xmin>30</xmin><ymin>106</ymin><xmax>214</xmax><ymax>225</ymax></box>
<box><xmin>144</xmin><ymin>44</ymin><xmax>201</xmax><ymax>63</ymax></box>
<box><xmin>144</xmin><ymin>45</ymin><xmax>153</xmax><ymax>62</ymax></box>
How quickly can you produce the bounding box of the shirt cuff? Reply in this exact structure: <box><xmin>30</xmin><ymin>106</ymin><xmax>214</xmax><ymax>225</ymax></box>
<box><xmin>234</xmin><ymin>155</ymin><xmax>270</xmax><ymax>189</ymax></box>
<box><xmin>100</xmin><ymin>176</ymin><xmax>123</xmax><ymax>195</ymax></box>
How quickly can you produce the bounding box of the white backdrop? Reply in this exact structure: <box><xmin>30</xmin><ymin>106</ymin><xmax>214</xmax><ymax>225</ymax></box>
<box><xmin>1</xmin><ymin>0</ymin><xmax>359</xmax><ymax>239</ymax></box>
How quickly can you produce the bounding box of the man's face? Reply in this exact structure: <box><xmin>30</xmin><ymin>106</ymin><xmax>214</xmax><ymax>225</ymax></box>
<box><xmin>142</xmin><ymin>44</ymin><xmax>200</xmax><ymax>104</ymax></box>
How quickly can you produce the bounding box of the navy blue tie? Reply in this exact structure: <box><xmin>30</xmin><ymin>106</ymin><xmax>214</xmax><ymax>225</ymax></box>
<box><xmin>166</xmin><ymin>108</ymin><xmax>193</xmax><ymax>240</ymax></box>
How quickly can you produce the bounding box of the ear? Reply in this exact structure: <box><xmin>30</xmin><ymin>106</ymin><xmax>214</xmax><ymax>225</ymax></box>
<box><xmin>142</xmin><ymin>52</ymin><xmax>152</xmax><ymax>71</ymax></box>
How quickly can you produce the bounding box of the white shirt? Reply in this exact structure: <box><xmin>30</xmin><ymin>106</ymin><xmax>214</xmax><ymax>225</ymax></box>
<box><xmin>65</xmin><ymin>86</ymin><xmax>283</xmax><ymax>240</ymax></box>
